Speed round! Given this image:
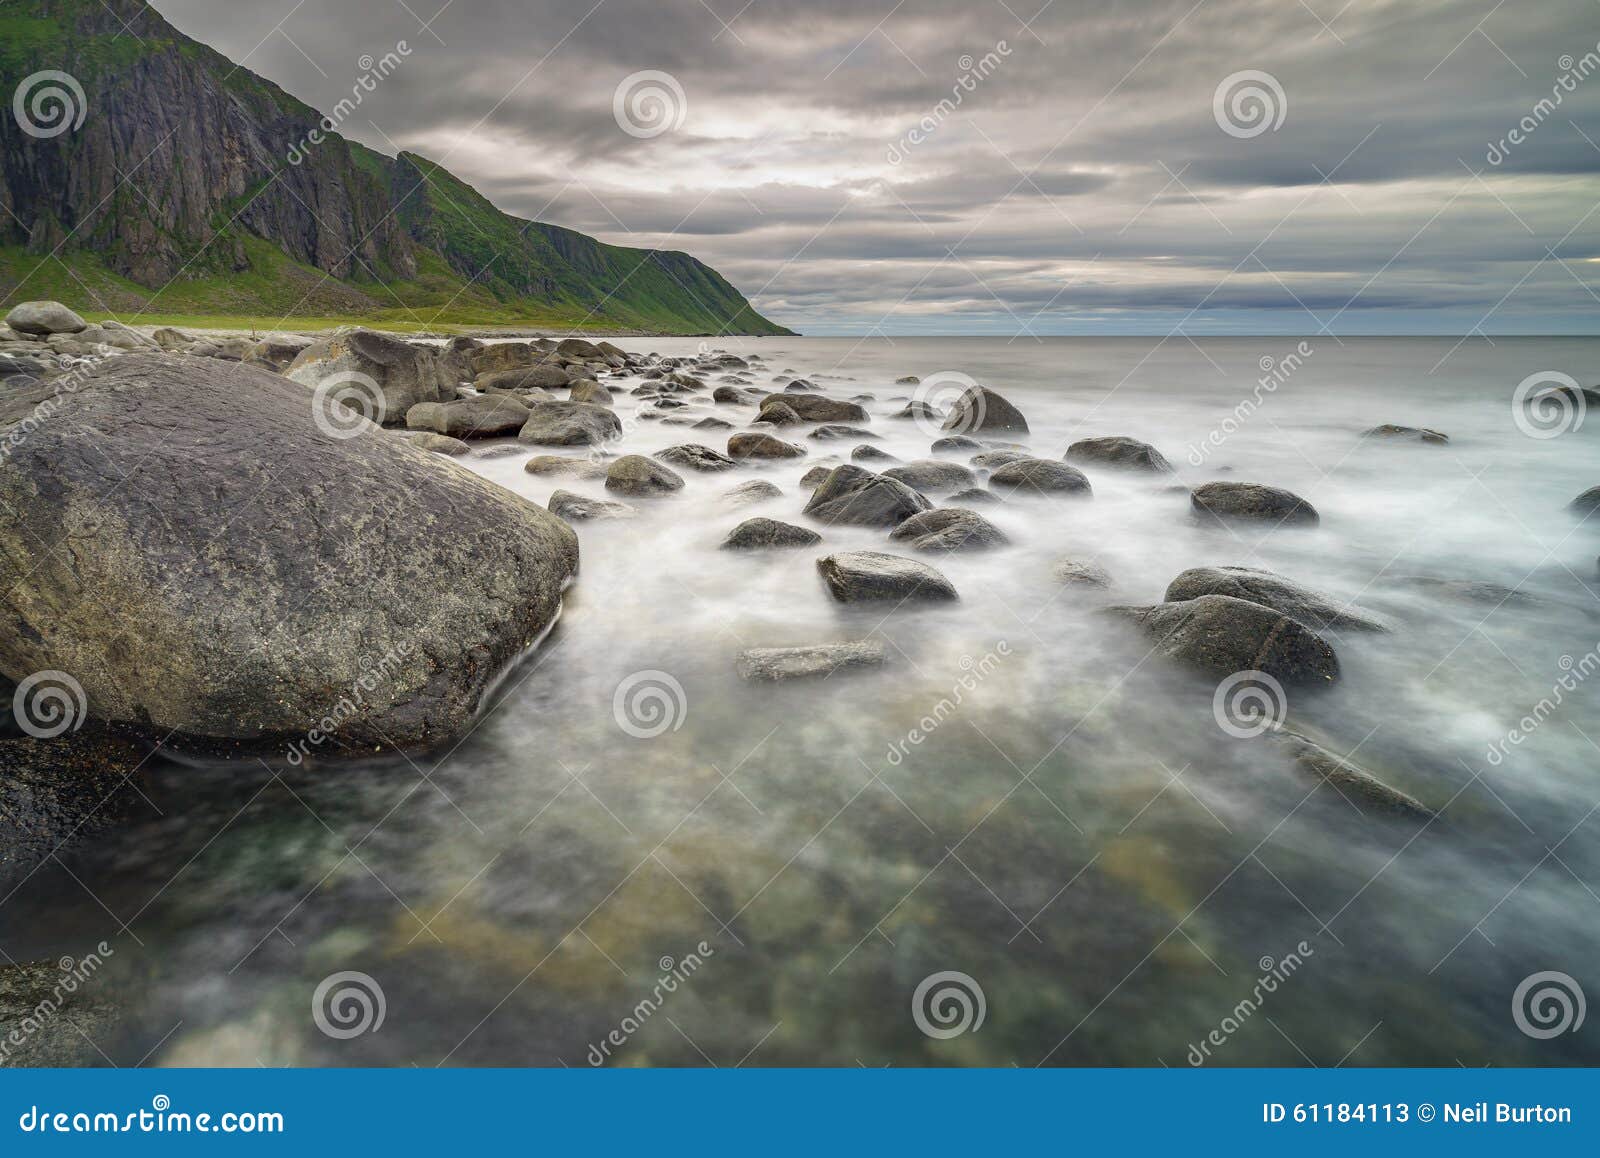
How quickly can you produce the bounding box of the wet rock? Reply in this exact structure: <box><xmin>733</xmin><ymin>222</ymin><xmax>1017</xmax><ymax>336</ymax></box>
<box><xmin>896</xmin><ymin>375</ymin><xmax>921</xmax><ymax>385</ymax></box>
<box><xmin>736</xmin><ymin>641</ymin><xmax>887</xmax><ymax>681</ymax></box>
<box><xmin>1363</xmin><ymin>424</ymin><xmax>1448</xmax><ymax>445</ymax></box>
<box><xmin>567</xmin><ymin>380</ymin><xmax>613</xmax><ymax>406</ymax></box>
<box><xmin>713</xmin><ymin>384</ymin><xmax>761</xmax><ymax>405</ymax></box>
<box><xmin>799</xmin><ymin>465</ymin><xmax>834</xmax><ymax>488</ymax></box>
<box><xmin>1570</xmin><ymin>486</ymin><xmax>1600</xmax><ymax>516</ymax></box>
<box><xmin>4</xmin><ymin>301</ymin><xmax>87</xmax><ymax>337</ymax></box>
<box><xmin>517</xmin><ymin>400</ymin><xmax>623</xmax><ymax>446</ymax></box>
<box><xmin>720</xmin><ymin>480</ymin><xmax>783</xmax><ymax>506</ymax></box>
<box><xmin>803</xmin><ymin>464</ymin><xmax>932</xmax><ymax>527</ymax></box>
<box><xmin>970</xmin><ymin>449</ymin><xmax>1029</xmax><ymax>470</ymax></box>
<box><xmin>1052</xmin><ymin>558</ymin><xmax>1113</xmax><ymax>587</ymax></box>
<box><xmin>656</xmin><ymin>444</ymin><xmax>737</xmax><ymax>472</ymax></box>
<box><xmin>729</xmin><ymin>432</ymin><xmax>807</xmax><ymax>460</ymax></box>
<box><xmin>889</xmin><ymin>508</ymin><xmax>1008</xmax><ymax>552</ymax></box>
<box><xmin>556</xmin><ymin>337</ymin><xmax>606</xmax><ymax>361</ymax></box>
<box><xmin>548</xmin><ymin>489</ymin><xmax>636</xmax><ymax>522</ymax></box>
<box><xmin>851</xmin><ymin>445</ymin><xmax>899</xmax><ymax>464</ymax></box>
<box><xmin>760</xmin><ymin>394</ymin><xmax>870</xmax><ymax>424</ymax></box>
<box><xmin>286</xmin><ymin>329</ymin><xmax>454</xmax><ymax>424</ymax></box>
<box><xmin>817</xmin><ymin>551</ymin><xmax>959</xmax><ymax>603</ymax></box>
<box><xmin>1066</xmin><ymin>436</ymin><xmax>1174</xmax><ymax>473</ymax></box>
<box><xmin>943</xmin><ymin>385</ymin><xmax>1029</xmax><ymax>435</ymax></box>
<box><xmin>1165</xmin><ymin>566</ymin><xmax>1389</xmax><ymax>632</ymax></box>
<box><xmin>0</xmin><ymin>354</ymin><xmax>579</xmax><ymax>751</ymax></box>
<box><xmin>757</xmin><ymin>400</ymin><xmax>803</xmax><ymax>425</ymax></box>
<box><xmin>523</xmin><ymin>454</ymin><xmax>610</xmax><ymax>480</ymax></box>
<box><xmin>883</xmin><ymin>460</ymin><xmax>977</xmax><ymax>493</ymax></box>
<box><xmin>1190</xmin><ymin>481</ymin><xmax>1319</xmax><ymax>525</ymax></box>
<box><xmin>397</xmin><ymin>431</ymin><xmax>472</xmax><ymax>456</ymax></box>
<box><xmin>692</xmin><ymin>416</ymin><xmax>734</xmax><ymax>431</ymax></box>
<box><xmin>604</xmin><ymin>455</ymin><xmax>685</xmax><ymax>496</ymax></box>
<box><xmin>0</xmin><ymin>954</ymin><xmax>120</xmax><ymax>1065</ymax></box>
<box><xmin>989</xmin><ymin>458</ymin><xmax>1092</xmax><ymax>497</ymax></box>
<box><xmin>809</xmin><ymin>424</ymin><xmax>878</xmax><ymax>441</ymax></box>
<box><xmin>721</xmin><ymin>518</ymin><xmax>823</xmax><ymax>550</ymax></box>
<box><xmin>948</xmin><ymin>487</ymin><xmax>1000</xmax><ymax>505</ymax></box>
<box><xmin>244</xmin><ymin>336</ymin><xmax>313</xmax><ymax>372</ymax></box>
<box><xmin>1</xmin><ymin>726</ymin><xmax>147</xmax><ymax>867</ymax></box>
<box><xmin>931</xmin><ymin>435</ymin><xmax>983</xmax><ymax>455</ymax></box>
<box><xmin>1272</xmin><ymin>730</ymin><xmax>1434</xmax><ymax>820</ymax></box>
<box><xmin>406</xmin><ymin>394</ymin><xmax>531</xmax><ymax>438</ymax></box>
<box><xmin>894</xmin><ymin>401</ymin><xmax>942</xmax><ymax>422</ymax></box>
<box><xmin>1104</xmin><ymin>595</ymin><xmax>1340</xmax><ymax>686</ymax></box>
<box><xmin>477</xmin><ymin>365</ymin><xmax>572</xmax><ymax>392</ymax></box>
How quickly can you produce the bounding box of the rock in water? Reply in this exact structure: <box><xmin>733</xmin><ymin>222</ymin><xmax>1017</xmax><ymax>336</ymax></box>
<box><xmin>0</xmin><ymin>354</ymin><xmax>578</xmax><ymax>753</ymax></box>
<box><xmin>286</xmin><ymin>329</ymin><xmax>454</xmax><ymax>424</ymax></box>
<box><xmin>1164</xmin><ymin>566</ymin><xmax>1389</xmax><ymax>632</ymax></box>
<box><xmin>736</xmin><ymin>641</ymin><xmax>887</xmax><ymax>681</ymax></box>
<box><xmin>1191</xmin><ymin>482</ymin><xmax>1319</xmax><ymax>525</ymax></box>
<box><xmin>1052</xmin><ymin>558</ymin><xmax>1113</xmax><ymax>588</ymax></box>
<box><xmin>728</xmin><ymin>432</ymin><xmax>807</xmax><ymax>459</ymax></box>
<box><xmin>988</xmin><ymin>458</ymin><xmax>1092</xmax><ymax>497</ymax></box>
<box><xmin>942</xmin><ymin>385</ymin><xmax>1029</xmax><ymax>435</ymax></box>
<box><xmin>1105</xmin><ymin>595</ymin><xmax>1339</xmax><ymax>686</ymax></box>
<box><xmin>568</xmin><ymin>380</ymin><xmax>613</xmax><ymax>406</ymax></box>
<box><xmin>548</xmin><ymin>489</ymin><xmax>636</xmax><ymax>522</ymax></box>
<box><xmin>405</xmin><ymin>394</ymin><xmax>531</xmax><ymax>438</ymax></box>
<box><xmin>1362</xmin><ymin>424</ymin><xmax>1448</xmax><ymax>445</ymax></box>
<box><xmin>720</xmin><ymin>480</ymin><xmax>784</xmax><ymax>506</ymax></box>
<box><xmin>397</xmin><ymin>431</ymin><xmax>472</xmax><ymax>456</ymax></box>
<box><xmin>759</xmin><ymin>394</ymin><xmax>870</xmax><ymax>424</ymax></box>
<box><xmin>605</xmin><ymin>455</ymin><xmax>686</xmax><ymax>496</ymax></box>
<box><xmin>817</xmin><ymin>551</ymin><xmax>959</xmax><ymax>603</ymax></box>
<box><xmin>1272</xmin><ymin>730</ymin><xmax>1434</xmax><ymax>819</ymax></box>
<box><xmin>477</xmin><ymin>365</ymin><xmax>573</xmax><ymax>392</ymax></box>
<box><xmin>517</xmin><ymin>400</ymin><xmax>623</xmax><ymax>446</ymax></box>
<box><xmin>524</xmin><ymin>455</ymin><xmax>610</xmax><ymax>480</ymax></box>
<box><xmin>1570</xmin><ymin>486</ymin><xmax>1600</xmax><ymax>516</ymax></box>
<box><xmin>882</xmin><ymin>460</ymin><xmax>977</xmax><ymax>492</ymax></box>
<box><xmin>803</xmin><ymin>464</ymin><xmax>932</xmax><ymax>527</ymax></box>
<box><xmin>852</xmin><ymin>445</ymin><xmax>899</xmax><ymax>463</ymax></box>
<box><xmin>1066</xmin><ymin>436</ymin><xmax>1174</xmax><ymax>473</ymax></box>
<box><xmin>4</xmin><ymin>301</ymin><xmax>87</xmax><ymax>337</ymax></box>
<box><xmin>970</xmin><ymin>449</ymin><xmax>1029</xmax><ymax>470</ymax></box>
<box><xmin>656</xmin><ymin>444</ymin><xmax>737</xmax><ymax>472</ymax></box>
<box><xmin>888</xmin><ymin>508</ymin><xmax>1009</xmax><ymax>552</ymax></box>
<box><xmin>721</xmin><ymin>518</ymin><xmax>824</xmax><ymax>550</ymax></box>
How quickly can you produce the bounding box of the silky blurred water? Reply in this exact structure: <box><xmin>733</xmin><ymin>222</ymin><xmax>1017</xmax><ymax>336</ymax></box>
<box><xmin>8</xmin><ymin>336</ymin><xmax>1599</xmax><ymax>1067</ymax></box>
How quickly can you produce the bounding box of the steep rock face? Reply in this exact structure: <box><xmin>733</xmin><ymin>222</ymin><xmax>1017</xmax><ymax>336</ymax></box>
<box><xmin>0</xmin><ymin>0</ymin><xmax>413</xmax><ymax>285</ymax></box>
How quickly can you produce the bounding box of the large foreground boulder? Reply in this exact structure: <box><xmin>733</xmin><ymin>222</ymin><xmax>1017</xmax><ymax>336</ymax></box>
<box><xmin>0</xmin><ymin>355</ymin><xmax>579</xmax><ymax>754</ymax></box>
<box><xmin>803</xmin><ymin>464</ymin><xmax>931</xmax><ymax>527</ymax></box>
<box><xmin>1105</xmin><ymin>595</ymin><xmax>1339</xmax><ymax>686</ymax></box>
<box><xmin>942</xmin><ymin>385</ymin><xmax>1029</xmax><ymax>435</ymax></box>
<box><xmin>286</xmin><ymin>329</ymin><xmax>455</xmax><ymax>424</ymax></box>
<box><xmin>5</xmin><ymin>301</ymin><xmax>87</xmax><ymax>337</ymax></box>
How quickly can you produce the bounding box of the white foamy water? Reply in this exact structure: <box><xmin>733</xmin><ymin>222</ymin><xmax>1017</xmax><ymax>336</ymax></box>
<box><xmin>13</xmin><ymin>336</ymin><xmax>1599</xmax><ymax>1067</ymax></box>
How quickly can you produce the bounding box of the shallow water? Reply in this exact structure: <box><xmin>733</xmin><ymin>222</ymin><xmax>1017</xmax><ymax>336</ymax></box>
<box><xmin>8</xmin><ymin>336</ymin><xmax>1599</xmax><ymax>1067</ymax></box>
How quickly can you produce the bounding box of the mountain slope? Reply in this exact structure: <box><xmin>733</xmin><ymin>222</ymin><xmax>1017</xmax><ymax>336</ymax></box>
<box><xmin>0</xmin><ymin>0</ymin><xmax>791</xmax><ymax>334</ymax></box>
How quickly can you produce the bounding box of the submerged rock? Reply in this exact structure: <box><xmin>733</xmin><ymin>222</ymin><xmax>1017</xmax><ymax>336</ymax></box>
<box><xmin>1</xmin><ymin>726</ymin><xmax>147</xmax><ymax>866</ymax></box>
<box><xmin>989</xmin><ymin>458</ymin><xmax>1092</xmax><ymax>497</ymax></box>
<box><xmin>397</xmin><ymin>431</ymin><xmax>472</xmax><ymax>456</ymax></box>
<box><xmin>931</xmin><ymin>435</ymin><xmax>983</xmax><ymax>455</ymax></box>
<box><xmin>809</xmin><ymin>424</ymin><xmax>878</xmax><ymax>441</ymax></box>
<box><xmin>720</xmin><ymin>480</ymin><xmax>784</xmax><ymax>506</ymax></box>
<box><xmin>0</xmin><ymin>354</ymin><xmax>579</xmax><ymax>752</ymax></box>
<box><xmin>1570</xmin><ymin>486</ymin><xmax>1600</xmax><ymax>516</ymax></box>
<box><xmin>760</xmin><ymin>393</ymin><xmax>870</xmax><ymax>424</ymax></box>
<box><xmin>1066</xmin><ymin>436</ymin><xmax>1174</xmax><ymax>473</ymax></box>
<box><xmin>523</xmin><ymin>454</ymin><xmax>610</xmax><ymax>480</ymax></box>
<box><xmin>1191</xmin><ymin>481</ymin><xmax>1319</xmax><ymax>525</ymax></box>
<box><xmin>1272</xmin><ymin>730</ymin><xmax>1434</xmax><ymax>820</ymax></box>
<box><xmin>736</xmin><ymin>641</ymin><xmax>887</xmax><ymax>681</ymax></box>
<box><xmin>948</xmin><ymin>487</ymin><xmax>1000</xmax><ymax>505</ymax></box>
<box><xmin>816</xmin><ymin>551</ymin><xmax>959</xmax><ymax>603</ymax></box>
<box><xmin>605</xmin><ymin>455</ymin><xmax>685</xmax><ymax>496</ymax></box>
<box><xmin>1165</xmin><ymin>566</ymin><xmax>1389</xmax><ymax>632</ymax></box>
<box><xmin>1363</xmin><ymin>424</ymin><xmax>1448</xmax><ymax>445</ymax></box>
<box><xmin>1105</xmin><ymin>595</ymin><xmax>1340</xmax><ymax>686</ymax></box>
<box><xmin>656</xmin><ymin>444</ymin><xmax>737</xmax><ymax>472</ymax></box>
<box><xmin>721</xmin><ymin>518</ymin><xmax>823</xmax><ymax>550</ymax></box>
<box><xmin>517</xmin><ymin>400</ymin><xmax>623</xmax><ymax>446</ymax></box>
<box><xmin>894</xmin><ymin>401</ymin><xmax>943</xmax><ymax>422</ymax></box>
<box><xmin>1052</xmin><ymin>558</ymin><xmax>1113</xmax><ymax>588</ymax></box>
<box><xmin>888</xmin><ymin>508</ymin><xmax>1008</xmax><ymax>552</ymax></box>
<box><xmin>548</xmin><ymin>489</ymin><xmax>635</xmax><ymax>522</ymax></box>
<box><xmin>942</xmin><ymin>385</ymin><xmax>1029</xmax><ymax>435</ymax></box>
<box><xmin>803</xmin><ymin>464</ymin><xmax>932</xmax><ymax>527</ymax></box>
<box><xmin>883</xmin><ymin>460</ymin><xmax>977</xmax><ymax>492</ymax></box>
<box><xmin>851</xmin><ymin>445</ymin><xmax>899</xmax><ymax>463</ymax></box>
<box><xmin>728</xmin><ymin>432</ymin><xmax>806</xmax><ymax>459</ymax></box>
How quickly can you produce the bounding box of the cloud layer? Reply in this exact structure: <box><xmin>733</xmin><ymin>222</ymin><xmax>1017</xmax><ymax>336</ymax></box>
<box><xmin>154</xmin><ymin>0</ymin><xmax>1600</xmax><ymax>333</ymax></box>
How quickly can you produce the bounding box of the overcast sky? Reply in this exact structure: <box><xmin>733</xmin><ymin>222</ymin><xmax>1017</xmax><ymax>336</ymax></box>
<box><xmin>152</xmin><ymin>0</ymin><xmax>1600</xmax><ymax>334</ymax></box>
